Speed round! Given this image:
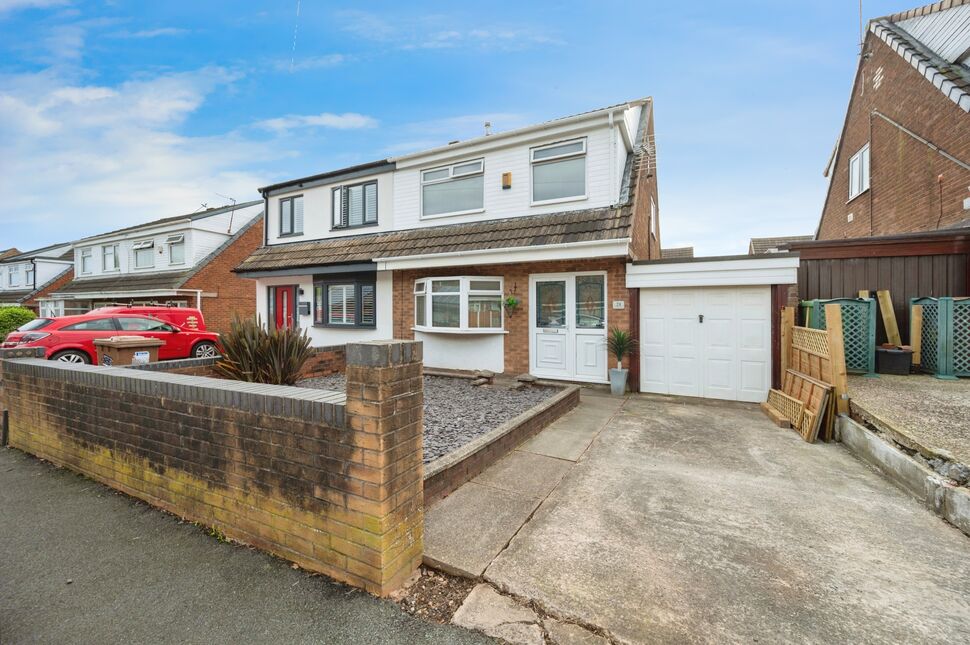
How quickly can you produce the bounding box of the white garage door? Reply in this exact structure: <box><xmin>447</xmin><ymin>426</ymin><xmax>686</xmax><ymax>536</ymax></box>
<box><xmin>639</xmin><ymin>286</ymin><xmax>771</xmax><ymax>402</ymax></box>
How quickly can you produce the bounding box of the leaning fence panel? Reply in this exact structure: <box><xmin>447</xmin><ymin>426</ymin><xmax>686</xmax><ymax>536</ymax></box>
<box><xmin>800</xmin><ymin>298</ymin><xmax>876</xmax><ymax>375</ymax></box>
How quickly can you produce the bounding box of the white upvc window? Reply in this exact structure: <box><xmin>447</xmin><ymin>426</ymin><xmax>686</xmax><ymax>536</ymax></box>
<box><xmin>531</xmin><ymin>138</ymin><xmax>587</xmax><ymax>204</ymax></box>
<box><xmin>848</xmin><ymin>143</ymin><xmax>870</xmax><ymax>200</ymax></box>
<box><xmin>8</xmin><ymin>265</ymin><xmax>20</xmax><ymax>287</ymax></box>
<box><xmin>25</xmin><ymin>264</ymin><xmax>33</xmax><ymax>286</ymax></box>
<box><xmin>414</xmin><ymin>276</ymin><xmax>503</xmax><ymax>332</ymax></box>
<box><xmin>166</xmin><ymin>234</ymin><xmax>185</xmax><ymax>265</ymax></box>
<box><xmin>421</xmin><ymin>159</ymin><xmax>485</xmax><ymax>218</ymax></box>
<box><xmin>102</xmin><ymin>244</ymin><xmax>119</xmax><ymax>272</ymax></box>
<box><xmin>79</xmin><ymin>248</ymin><xmax>93</xmax><ymax>274</ymax></box>
<box><xmin>133</xmin><ymin>239</ymin><xmax>155</xmax><ymax>269</ymax></box>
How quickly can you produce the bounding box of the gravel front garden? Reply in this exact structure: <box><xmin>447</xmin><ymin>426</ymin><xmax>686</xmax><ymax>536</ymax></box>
<box><xmin>298</xmin><ymin>375</ymin><xmax>558</xmax><ymax>463</ymax></box>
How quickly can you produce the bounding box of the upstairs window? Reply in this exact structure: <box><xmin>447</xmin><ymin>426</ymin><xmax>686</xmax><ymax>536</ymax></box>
<box><xmin>332</xmin><ymin>182</ymin><xmax>378</xmax><ymax>229</ymax></box>
<box><xmin>79</xmin><ymin>248</ymin><xmax>93</xmax><ymax>274</ymax></box>
<box><xmin>280</xmin><ymin>195</ymin><xmax>304</xmax><ymax>236</ymax></box>
<box><xmin>8</xmin><ymin>265</ymin><xmax>20</xmax><ymax>287</ymax></box>
<box><xmin>414</xmin><ymin>277</ymin><xmax>503</xmax><ymax>332</ymax></box>
<box><xmin>531</xmin><ymin>138</ymin><xmax>586</xmax><ymax>204</ymax></box>
<box><xmin>166</xmin><ymin>234</ymin><xmax>185</xmax><ymax>265</ymax></box>
<box><xmin>25</xmin><ymin>264</ymin><xmax>33</xmax><ymax>286</ymax></box>
<box><xmin>421</xmin><ymin>159</ymin><xmax>484</xmax><ymax>218</ymax></box>
<box><xmin>102</xmin><ymin>244</ymin><xmax>119</xmax><ymax>272</ymax></box>
<box><xmin>313</xmin><ymin>277</ymin><xmax>376</xmax><ymax>328</ymax></box>
<box><xmin>849</xmin><ymin>144</ymin><xmax>870</xmax><ymax>200</ymax></box>
<box><xmin>133</xmin><ymin>239</ymin><xmax>155</xmax><ymax>269</ymax></box>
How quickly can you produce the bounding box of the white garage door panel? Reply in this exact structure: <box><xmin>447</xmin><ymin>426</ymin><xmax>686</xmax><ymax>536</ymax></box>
<box><xmin>639</xmin><ymin>286</ymin><xmax>771</xmax><ymax>402</ymax></box>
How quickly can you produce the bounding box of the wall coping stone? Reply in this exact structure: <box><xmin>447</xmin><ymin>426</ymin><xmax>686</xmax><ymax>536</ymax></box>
<box><xmin>346</xmin><ymin>340</ymin><xmax>422</xmax><ymax>368</ymax></box>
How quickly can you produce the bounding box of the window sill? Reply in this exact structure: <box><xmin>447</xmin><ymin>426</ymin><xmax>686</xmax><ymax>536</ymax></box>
<box><xmin>331</xmin><ymin>222</ymin><xmax>379</xmax><ymax>233</ymax></box>
<box><xmin>420</xmin><ymin>208</ymin><xmax>485</xmax><ymax>221</ymax></box>
<box><xmin>846</xmin><ymin>189</ymin><xmax>869</xmax><ymax>205</ymax></box>
<box><xmin>278</xmin><ymin>232</ymin><xmax>303</xmax><ymax>239</ymax></box>
<box><xmin>313</xmin><ymin>324</ymin><xmax>377</xmax><ymax>330</ymax></box>
<box><xmin>412</xmin><ymin>326</ymin><xmax>507</xmax><ymax>335</ymax></box>
<box><xmin>531</xmin><ymin>195</ymin><xmax>588</xmax><ymax>207</ymax></box>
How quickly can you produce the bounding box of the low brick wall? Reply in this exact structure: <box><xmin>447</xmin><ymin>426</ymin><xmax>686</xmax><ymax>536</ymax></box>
<box><xmin>127</xmin><ymin>356</ymin><xmax>221</xmax><ymax>377</ymax></box>
<box><xmin>0</xmin><ymin>340</ymin><xmax>424</xmax><ymax>596</ymax></box>
<box><xmin>301</xmin><ymin>345</ymin><xmax>346</xmax><ymax>379</ymax></box>
<box><xmin>423</xmin><ymin>385</ymin><xmax>580</xmax><ymax>505</ymax></box>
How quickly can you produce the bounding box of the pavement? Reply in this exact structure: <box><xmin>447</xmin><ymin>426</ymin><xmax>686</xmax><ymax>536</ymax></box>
<box><xmin>430</xmin><ymin>391</ymin><xmax>970</xmax><ymax>644</ymax></box>
<box><xmin>0</xmin><ymin>448</ymin><xmax>489</xmax><ymax>645</ymax></box>
<box><xmin>423</xmin><ymin>390</ymin><xmax>624</xmax><ymax>578</ymax></box>
<box><xmin>849</xmin><ymin>373</ymin><xmax>970</xmax><ymax>465</ymax></box>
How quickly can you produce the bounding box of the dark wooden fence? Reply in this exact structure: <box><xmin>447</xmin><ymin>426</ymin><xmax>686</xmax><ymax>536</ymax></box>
<box><xmin>789</xmin><ymin>231</ymin><xmax>970</xmax><ymax>344</ymax></box>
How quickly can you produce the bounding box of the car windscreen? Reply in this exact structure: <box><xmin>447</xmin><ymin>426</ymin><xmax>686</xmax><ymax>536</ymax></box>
<box><xmin>17</xmin><ymin>319</ymin><xmax>53</xmax><ymax>332</ymax></box>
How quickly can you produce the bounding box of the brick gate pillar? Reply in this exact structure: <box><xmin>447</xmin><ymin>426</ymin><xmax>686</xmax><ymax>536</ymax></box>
<box><xmin>344</xmin><ymin>340</ymin><xmax>424</xmax><ymax>595</ymax></box>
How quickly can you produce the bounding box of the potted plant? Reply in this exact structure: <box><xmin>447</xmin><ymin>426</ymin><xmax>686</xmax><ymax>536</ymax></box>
<box><xmin>606</xmin><ymin>327</ymin><xmax>637</xmax><ymax>395</ymax></box>
<box><xmin>503</xmin><ymin>294</ymin><xmax>520</xmax><ymax>316</ymax></box>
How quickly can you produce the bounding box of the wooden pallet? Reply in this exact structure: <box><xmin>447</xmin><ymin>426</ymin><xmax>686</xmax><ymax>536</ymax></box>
<box><xmin>764</xmin><ymin>389</ymin><xmax>804</xmax><ymax>429</ymax></box>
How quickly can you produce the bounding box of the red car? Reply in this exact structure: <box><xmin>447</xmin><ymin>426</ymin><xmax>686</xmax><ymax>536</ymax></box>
<box><xmin>87</xmin><ymin>305</ymin><xmax>207</xmax><ymax>331</ymax></box>
<box><xmin>2</xmin><ymin>313</ymin><xmax>221</xmax><ymax>364</ymax></box>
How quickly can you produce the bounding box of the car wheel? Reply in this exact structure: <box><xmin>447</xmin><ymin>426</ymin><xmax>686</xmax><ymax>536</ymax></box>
<box><xmin>51</xmin><ymin>350</ymin><xmax>90</xmax><ymax>364</ymax></box>
<box><xmin>192</xmin><ymin>341</ymin><xmax>218</xmax><ymax>359</ymax></box>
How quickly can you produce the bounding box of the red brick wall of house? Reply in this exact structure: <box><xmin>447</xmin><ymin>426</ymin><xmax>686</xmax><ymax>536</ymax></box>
<box><xmin>629</xmin><ymin>102</ymin><xmax>662</xmax><ymax>261</ymax></box>
<box><xmin>392</xmin><ymin>257</ymin><xmax>630</xmax><ymax>376</ymax></box>
<box><xmin>182</xmin><ymin>219</ymin><xmax>264</xmax><ymax>334</ymax></box>
<box><xmin>23</xmin><ymin>267</ymin><xmax>74</xmax><ymax>314</ymax></box>
<box><xmin>818</xmin><ymin>34</ymin><xmax>970</xmax><ymax>239</ymax></box>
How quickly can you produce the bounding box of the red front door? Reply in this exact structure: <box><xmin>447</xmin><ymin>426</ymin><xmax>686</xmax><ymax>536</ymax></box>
<box><xmin>271</xmin><ymin>286</ymin><xmax>298</xmax><ymax>330</ymax></box>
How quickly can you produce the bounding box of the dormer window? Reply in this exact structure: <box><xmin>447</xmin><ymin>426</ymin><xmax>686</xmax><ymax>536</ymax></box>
<box><xmin>332</xmin><ymin>181</ymin><xmax>378</xmax><ymax>229</ymax></box>
<box><xmin>166</xmin><ymin>234</ymin><xmax>185</xmax><ymax>265</ymax></box>
<box><xmin>102</xmin><ymin>244</ymin><xmax>119</xmax><ymax>272</ymax></box>
<box><xmin>8</xmin><ymin>265</ymin><xmax>20</xmax><ymax>287</ymax></box>
<box><xmin>79</xmin><ymin>248</ymin><xmax>93</xmax><ymax>274</ymax></box>
<box><xmin>421</xmin><ymin>159</ymin><xmax>485</xmax><ymax>218</ymax></box>
<box><xmin>25</xmin><ymin>264</ymin><xmax>33</xmax><ymax>286</ymax></box>
<box><xmin>133</xmin><ymin>239</ymin><xmax>155</xmax><ymax>269</ymax></box>
<box><xmin>531</xmin><ymin>138</ymin><xmax>587</xmax><ymax>204</ymax></box>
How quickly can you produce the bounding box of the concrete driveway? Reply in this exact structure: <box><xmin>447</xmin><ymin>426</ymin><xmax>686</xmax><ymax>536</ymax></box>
<box><xmin>484</xmin><ymin>394</ymin><xmax>970</xmax><ymax>644</ymax></box>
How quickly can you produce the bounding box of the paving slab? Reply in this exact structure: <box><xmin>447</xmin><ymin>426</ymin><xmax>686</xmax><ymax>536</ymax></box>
<box><xmin>518</xmin><ymin>410</ymin><xmax>611</xmax><ymax>462</ymax></box>
<box><xmin>543</xmin><ymin>619</ymin><xmax>608</xmax><ymax>645</ymax></box>
<box><xmin>423</xmin><ymin>482</ymin><xmax>540</xmax><ymax>577</ymax></box>
<box><xmin>486</xmin><ymin>395</ymin><xmax>970</xmax><ymax>644</ymax></box>
<box><xmin>452</xmin><ymin>584</ymin><xmax>543</xmax><ymax>645</ymax></box>
<box><xmin>472</xmin><ymin>450</ymin><xmax>572</xmax><ymax>499</ymax></box>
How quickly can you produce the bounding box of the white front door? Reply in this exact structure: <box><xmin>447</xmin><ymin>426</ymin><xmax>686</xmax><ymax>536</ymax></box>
<box><xmin>530</xmin><ymin>273</ymin><xmax>608</xmax><ymax>383</ymax></box>
<box><xmin>639</xmin><ymin>286</ymin><xmax>771</xmax><ymax>402</ymax></box>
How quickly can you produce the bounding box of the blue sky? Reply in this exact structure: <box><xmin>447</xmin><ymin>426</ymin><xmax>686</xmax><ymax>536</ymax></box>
<box><xmin>0</xmin><ymin>0</ymin><xmax>907</xmax><ymax>254</ymax></box>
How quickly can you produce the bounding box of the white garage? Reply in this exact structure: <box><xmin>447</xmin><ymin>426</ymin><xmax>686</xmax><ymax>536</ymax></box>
<box><xmin>626</xmin><ymin>255</ymin><xmax>799</xmax><ymax>403</ymax></box>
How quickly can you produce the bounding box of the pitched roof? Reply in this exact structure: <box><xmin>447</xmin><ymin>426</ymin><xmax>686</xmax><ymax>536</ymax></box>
<box><xmin>2</xmin><ymin>241</ymin><xmax>72</xmax><ymax>263</ymax></box>
<box><xmin>76</xmin><ymin>200</ymin><xmax>262</xmax><ymax>243</ymax></box>
<box><xmin>749</xmin><ymin>235</ymin><xmax>813</xmax><ymax>255</ymax></box>
<box><xmin>236</xmin><ymin>207</ymin><xmax>631</xmax><ymax>273</ymax></box>
<box><xmin>661</xmin><ymin>246</ymin><xmax>694</xmax><ymax>259</ymax></box>
<box><xmin>0</xmin><ymin>248</ymin><xmax>20</xmax><ymax>260</ymax></box>
<box><xmin>870</xmin><ymin>1</ymin><xmax>970</xmax><ymax>112</ymax></box>
<box><xmin>0</xmin><ymin>289</ymin><xmax>38</xmax><ymax>303</ymax></box>
<box><xmin>53</xmin><ymin>270</ymin><xmax>194</xmax><ymax>296</ymax></box>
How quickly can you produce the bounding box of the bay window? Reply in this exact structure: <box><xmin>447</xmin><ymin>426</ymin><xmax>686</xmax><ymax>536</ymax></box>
<box><xmin>421</xmin><ymin>159</ymin><xmax>484</xmax><ymax>218</ymax></box>
<box><xmin>414</xmin><ymin>277</ymin><xmax>504</xmax><ymax>332</ymax></box>
<box><xmin>313</xmin><ymin>277</ymin><xmax>376</xmax><ymax>328</ymax></box>
<box><xmin>531</xmin><ymin>138</ymin><xmax>586</xmax><ymax>203</ymax></box>
<box><xmin>332</xmin><ymin>181</ymin><xmax>378</xmax><ymax>229</ymax></box>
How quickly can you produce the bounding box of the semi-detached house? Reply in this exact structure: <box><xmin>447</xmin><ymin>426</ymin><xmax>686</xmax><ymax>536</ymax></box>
<box><xmin>0</xmin><ymin>242</ymin><xmax>74</xmax><ymax>313</ymax></box>
<box><xmin>40</xmin><ymin>201</ymin><xmax>264</xmax><ymax>333</ymax></box>
<box><xmin>236</xmin><ymin>98</ymin><xmax>661</xmax><ymax>384</ymax></box>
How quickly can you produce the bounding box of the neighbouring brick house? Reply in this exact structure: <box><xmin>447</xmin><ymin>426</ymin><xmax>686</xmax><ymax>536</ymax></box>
<box><xmin>817</xmin><ymin>1</ymin><xmax>970</xmax><ymax>239</ymax></box>
<box><xmin>236</xmin><ymin>98</ymin><xmax>661</xmax><ymax>385</ymax></box>
<box><xmin>0</xmin><ymin>242</ymin><xmax>74</xmax><ymax>314</ymax></box>
<box><xmin>38</xmin><ymin>202</ymin><xmax>264</xmax><ymax>333</ymax></box>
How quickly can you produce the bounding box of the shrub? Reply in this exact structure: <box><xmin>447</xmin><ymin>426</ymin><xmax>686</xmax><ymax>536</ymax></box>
<box><xmin>214</xmin><ymin>316</ymin><xmax>313</xmax><ymax>385</ymax></box>
<box><xmin>606</xmin><ymin>327</ymin><xmax>637</xmax><ymax>370</ymax></box>
<box><xmin>0</xmin><ymin>306</ymin><xmax>36</xmax><ymax>340</ymax></box>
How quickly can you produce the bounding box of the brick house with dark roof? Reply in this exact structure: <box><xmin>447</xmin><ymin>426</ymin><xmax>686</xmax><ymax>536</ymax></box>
<box><xmin>817</xmin><ymin>0</ymin><xmax>970</xmax><ymax>239</ymax></box>
<box><xmin>41</xmin><ymin>202</ymin><xmax>264</xmax><ymax>333</ymax></box>
<box><xmin>236</xmin><ymin>98</ymin><xmax>662</xmax><ymax>383</ymax></box>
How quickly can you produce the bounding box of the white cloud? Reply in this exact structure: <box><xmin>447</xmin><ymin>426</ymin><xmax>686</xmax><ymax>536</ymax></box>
<box><xmin>112</xmin><ymin>27</ymin><xmax>189</xmax><ymax>39</ymax></box>
<box><xmin>273</xmin><ymin>53</ymin><xmax>346</xmax><ymax>73</ymax></box>
<box><xmin>0</xmin><ymin>67</ymin><xmax>281</xmax><ymax>247</ymax></box>
<box><xmin>336</xmin><ymin>10</ymin><xmax>562</xmax><ymax>51</ymax></box>
<box><xmin>0</xmin><ymin>0</ymin><xmax>69</xmax><ymax>15</ymax></box>
<box><xmin>255</xmin><ymin>112</ymin><xmax>378</xmax><ymax>133</ymax></box>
